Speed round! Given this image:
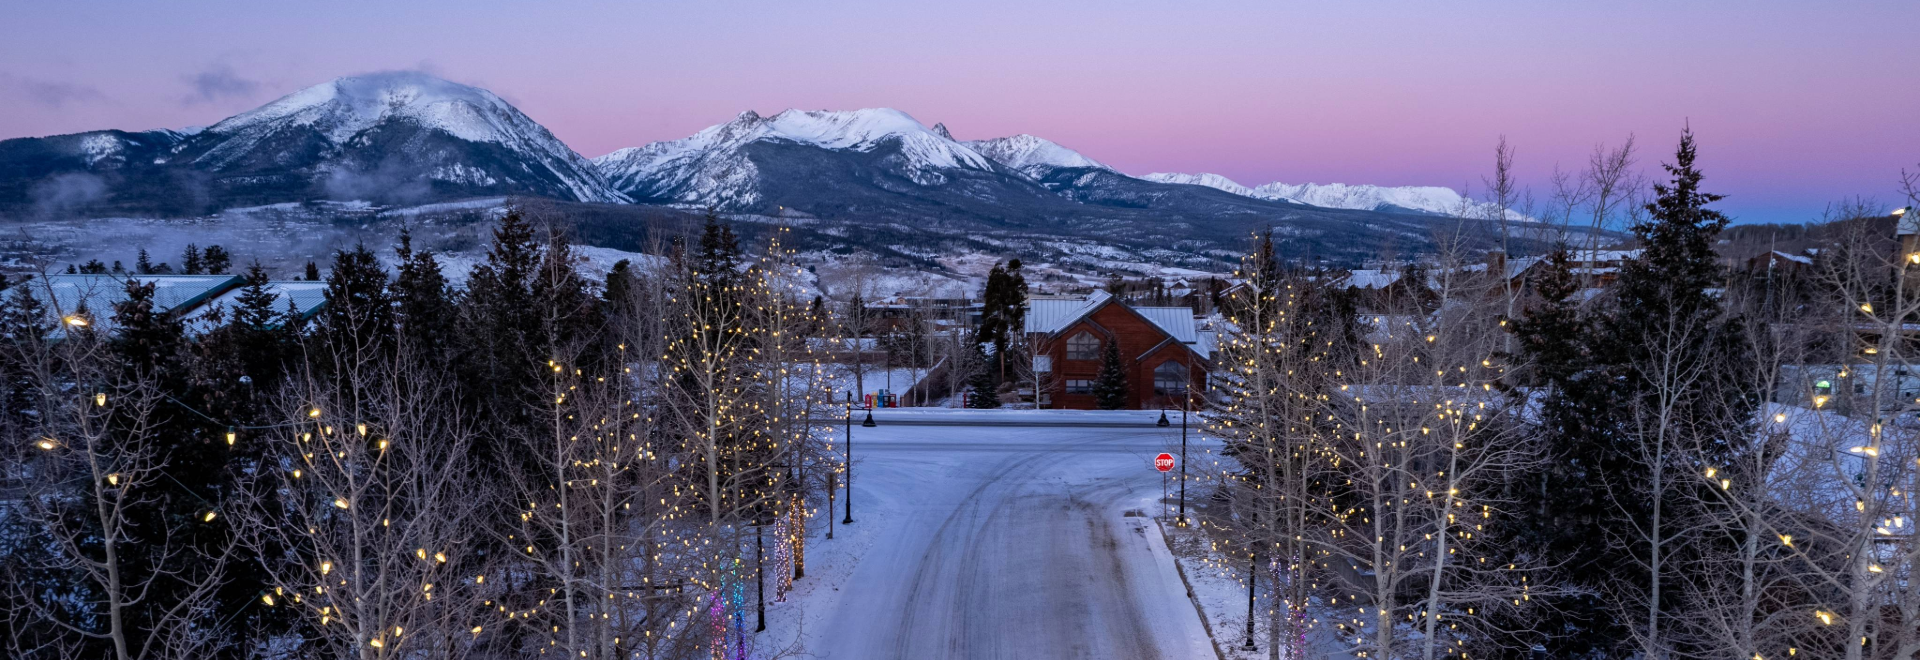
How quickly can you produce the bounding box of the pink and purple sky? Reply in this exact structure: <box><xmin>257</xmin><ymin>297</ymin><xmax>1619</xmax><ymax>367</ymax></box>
<box><xmin>3</xmin><ymin>0</ymin><xmax>1913</xmax><ymax>224</ymax></box>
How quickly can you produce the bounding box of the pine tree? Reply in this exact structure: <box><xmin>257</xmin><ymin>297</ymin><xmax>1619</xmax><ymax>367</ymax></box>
<box><xmin>303</xmin><ymin>261</ymin><xmax>320</xmax><ymax>281</ymax></box>
<box><xmin>391</xmin><ymin>231</ymin><xmax>456</xmax><ymax>360</ymax></box>
<box><xmin>1503</xmin><ymin>128</ymin><xmax>1755</xmax><ymax>658</ymax></box>
<box><xmin>181</xmin><ymin>244</ymin><xmax>204</xmax><ymax>274</ymax></box>
<box><xmin>1091</xmin><ymin>337</ymin><xmax>1129</xmax><ymax>409</ymax></box>
<box><xmin>135</xmin><ymin>248</ymin><xmax>155</xmax><ymax>275</ymax></box>
<box><xmin>226</xmin><ymin>262</ymin><xmax>296</xmax><ymax>391</ymax></box>
<box><xmin>965</xmin><ymin>341</ymin><xmax>999</xmax><ymax>408</ymax></box>
<box><xmin>314</xmin><ymin>243</ymin><xmax>394</xmax><ymax>364</ymax></box>
<box><xmin>202</xmin><ymin>245</ymin><xmax>231</xmax><ymax>275</ymax></box>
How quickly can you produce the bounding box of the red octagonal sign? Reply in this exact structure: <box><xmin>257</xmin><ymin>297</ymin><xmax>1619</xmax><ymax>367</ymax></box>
<box><xmin>1155</xmin><ymin>453</ymin><xmax>1176</xmax><ymax>472</ymax></box>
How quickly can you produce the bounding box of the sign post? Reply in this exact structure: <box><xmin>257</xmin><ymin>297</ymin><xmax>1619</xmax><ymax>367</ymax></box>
<box><xmin>1155</xmin><ymin>452</ymin><xmax>1175</xmax><ymax>518</ymax></box>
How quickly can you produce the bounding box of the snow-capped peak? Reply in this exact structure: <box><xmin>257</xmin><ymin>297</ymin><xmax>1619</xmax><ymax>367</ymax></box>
<box><xmin>964</xmin><ymin>134</ymin><xmax>1109</xmax><ymax>180</ymax></box>
<box><xmin>1140</xmin><ymin>172</ymin><xmax>1253</xmax><ymax>197</ymax></box>
<box><xmin>208</xmin><ymin>71</ymin><xmax>524</xmax><ymax>145</ymax></box>
<box><xmin>191</xmin><ymin>71</ymin><xmax>622</xmax><ymax>203</ymax></box>
<box><xmin>593</xmin><ymin>107</ymin><xmax>997</xmax><ymax>207</ymax></box>
<box><xmin>1249</xmin><ymin>182</ymin><xmax>1477</xmax><ymax>216</ymax></box>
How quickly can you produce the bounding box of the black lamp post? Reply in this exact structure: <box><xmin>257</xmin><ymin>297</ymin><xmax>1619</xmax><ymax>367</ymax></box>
<box><xmin>844</xmin><ymin>391</ymin><xmax>855</xmax><ymax>525</ymax></box>
<box><xmin>1244</xmin><ymin>550</ymin><xmax>1258</xmax><ymax>651</ymax></box>
<box><xmin>1178</xmin><ymin>361</ymin><xmax>1192</xmax><ymax>526</ymax></box>
<box><xmin>755</xmin><ymin>523</ymin><xmax>766</xmax><ymax>631</ymax></box>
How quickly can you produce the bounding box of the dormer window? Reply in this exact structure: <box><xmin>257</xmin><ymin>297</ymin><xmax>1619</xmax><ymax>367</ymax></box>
<box><xmin>1066</xmin><ymin>332</ymin><xmax>1099</xmax><ymax>360</ymax></box>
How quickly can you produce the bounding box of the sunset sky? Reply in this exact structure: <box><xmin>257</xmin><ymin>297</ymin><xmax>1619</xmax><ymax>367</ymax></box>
<box><xmin>3</xmin><ymin>0</ymin><xmax>1913</xmax><ymax>224</ymax></box>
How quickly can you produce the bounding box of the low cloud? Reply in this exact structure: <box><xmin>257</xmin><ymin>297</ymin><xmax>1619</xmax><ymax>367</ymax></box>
<box><xmin>182</xmin><ymin>63</ymin><xmax>260</xmax><ymax>104</ymax></box>
<box><xmin>0</xmin><ymin>73</ymin><xmax>108</xmax><ymax>108</ymax></box>
<box><xmin>322</xmin><ymin>162</ymin><xmax>431</xmax><ymax>206</ymax></box>
<box><xmin>29</xmin><ymin>172</ymin><xmax>109</xmax><ymax>219</ymax></box>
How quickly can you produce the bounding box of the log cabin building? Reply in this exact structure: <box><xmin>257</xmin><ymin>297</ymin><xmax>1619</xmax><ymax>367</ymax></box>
<box><xmin>1025</xmin><ymin>291</ymin><xmax>1212</xmax><ymax>409</ymax></box>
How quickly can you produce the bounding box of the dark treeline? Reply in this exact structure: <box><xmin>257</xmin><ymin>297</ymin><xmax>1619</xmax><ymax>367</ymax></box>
<box><xmin>0</xmin><ymin>209</ymin><xmax>843</xmax><ymax>659</ymax></box>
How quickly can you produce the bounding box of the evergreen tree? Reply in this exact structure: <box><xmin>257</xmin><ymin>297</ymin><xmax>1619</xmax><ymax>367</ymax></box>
<box><xmin>313</xmin><ymin>243</ymin><xmax>394</xmax><ymax>364</ymax></box>
<box><xmin>1502</xmin><ymin>128</ymin><xmax>1755</xmax><ymax>659</ymax></box>
<box><xmin>107</xmin><ymin>280</ymin><xmax>241</xmax><ymax>653</ymax></box>
<box><xmin>182</xmin><ymin>244</ymin><xmax>204</xmax><ymax>274</ymax></box>
<box><xmin>202</xmin><ymin>245</ymin><xmax>232</xmax><ymax>275</ymax></box>
<box><xmin>1091</xmin><ymin>337</ymin><xmax>1129</xmax><ymax>410</ymax></box>
<box><xmin>695</xmin><ymin>209</ymin><xmax>742</xmax><ymax>289</ymax></box>
<box><xmin>391</xmin><ymin>230</ymin><xmax>457</xmax><ymax>360</ymax></box>
<box><xmin>225</xmin><ymin>262</ymin><xmax>298</xmax><ymax>391</ymax></box>
<box><xmin>965</xmin><ymin>341</ymin><xmax>999</xmax><ymax>408</ymax></box>
<box><xmin>136</xmin><ymin>248</ymin><xmax>155</xmax><ymax>275</ymax></box>
<box><xmin>303</xmin><ymin>261</ymin><xmax>320</xmax><ymax>281</ymax></box>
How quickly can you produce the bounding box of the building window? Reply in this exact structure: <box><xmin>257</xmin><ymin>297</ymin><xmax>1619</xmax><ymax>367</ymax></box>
<box><xmin>1154</xmin><ymin>361</ymin><xmax>1188</xmax><ymax>395</ymax></box>
<box><xmin>1066</xmin><ymin>332</ymin><xmax>1099</xmax><ymax>360</ymax></box>
<box><xmin>1066</xmin><ymin>379</ymin><xmax>1094</xmax><ymax>394</ymax></box>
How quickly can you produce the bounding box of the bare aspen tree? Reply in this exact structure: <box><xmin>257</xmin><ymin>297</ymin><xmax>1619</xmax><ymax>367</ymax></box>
<box><xmin>4</xmin><ymin>277</ymin><xmax>238</xmax><ymax>660</ymax></box>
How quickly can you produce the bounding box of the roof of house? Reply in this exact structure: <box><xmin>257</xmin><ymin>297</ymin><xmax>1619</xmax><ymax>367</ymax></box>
<box><xmin>1025</xmin><ymin>290</ymin><xmax>1112</xmax><ymax>335</ymax></box>
<box><xmin>29</xmin><ymin>274</ymin><xmax>243</xmax><ymax>333</ymax></box>
<box><xmin>184</xmin><ymin>281</ymin><xmax>329</xmax><ymax>333</ymax></box>
<box><xmin>1024</xmin><ymin>290</ymin><xmax>1210</xmax><ymax>358</ymax></box>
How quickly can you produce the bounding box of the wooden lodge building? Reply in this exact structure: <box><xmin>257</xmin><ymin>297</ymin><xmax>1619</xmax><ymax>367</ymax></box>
<box><xmin>1025</xmin><ymin>291</ymin><xmax>1212</xmax><ymax>410</ymax></box>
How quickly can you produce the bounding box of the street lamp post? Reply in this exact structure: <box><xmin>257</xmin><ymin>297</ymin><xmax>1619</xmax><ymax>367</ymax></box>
<box><xmin>756</xmin><ymin>523</ymin><xmax>766</xmax><ymax>632</ymax></box>
<box><xmin>1244</xmin><ymin>550</ymin><xmax>1258</xmax><ymax>651</ymax></box>
<box><xmin>844</xmin><ymin>392</ymin><xmax>855</xmax><ymax>525</ymax></box>
<box><xmin>1179</xmin><ymin>360</ymin><xmax>1191</xmax><ymax>526</ymax></box>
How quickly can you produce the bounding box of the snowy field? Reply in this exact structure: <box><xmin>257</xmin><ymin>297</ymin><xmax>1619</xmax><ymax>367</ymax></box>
<box><xmin>753</xmin><ymin>413</ymin><xmax>1217</xmax><ymax>659</ymax></box>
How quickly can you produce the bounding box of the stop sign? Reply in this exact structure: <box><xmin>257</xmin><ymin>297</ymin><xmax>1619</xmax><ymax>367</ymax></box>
<box><xmin>1155</xmin><ymin>453</ymin><xmax>1176</xmax><ymax>472</ymax></box>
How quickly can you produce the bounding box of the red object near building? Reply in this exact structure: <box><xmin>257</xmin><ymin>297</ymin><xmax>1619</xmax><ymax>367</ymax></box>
<box><xmin>1025</xmin><ymin>290</ymin><xmax>1210</xmax><ymax>410</ymax></box>
<box><xmin>1155</xmin><ymin>453</ymin><xmax>1176</xmax><ymax>472</ymax></box>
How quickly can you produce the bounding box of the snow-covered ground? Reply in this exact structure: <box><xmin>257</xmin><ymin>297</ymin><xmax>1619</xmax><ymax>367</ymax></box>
<box><xmin>754</xmin><ymin>414</ymin><xmax>1216</xmax><ymax>658</ymax></box>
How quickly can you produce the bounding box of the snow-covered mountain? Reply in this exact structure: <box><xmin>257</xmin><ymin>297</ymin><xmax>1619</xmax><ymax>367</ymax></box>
<box><xmin>1140</xmin><ymin>172</ymin><xmax>1254</xmax><ymax>197</ymax></box>
<box><xmin>963</xmin><ymin>134</ymin><xmax>1108</xmax><ymax>180</ymax></box>
<box><xmin>1251</xmin><ymin>182</ymin><xmax>1477</xmax><ymax>217</ymax></box>
<box><xmin>0</xmin><ymin>71</ymin><xmax>622</xmax><ymax>214</ymax></box>
<box><xmin>594</xmin><ymin>108</ymin><xmax>996</xmax><ymax>207</ymax></box>
<box><xmin>189</xmin><ymin>71</ymin><xmax>623</xmax><ymax>203</ymax></box>
<box><xmin>1144</xmin><ymin>172</ymin><xmax>1526</xmax><ymax>220</ymax></box>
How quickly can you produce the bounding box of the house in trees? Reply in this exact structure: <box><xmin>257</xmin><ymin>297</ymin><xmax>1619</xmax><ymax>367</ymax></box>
<box><xmin>1025</xmin><ymin>290</ymin><xmax>1211</xmax><ymax>409</ymax></box>
<box><xmin>25</xmin><ymin>273</ymin><xmax>329</xmax><ymax>336</ymax></box>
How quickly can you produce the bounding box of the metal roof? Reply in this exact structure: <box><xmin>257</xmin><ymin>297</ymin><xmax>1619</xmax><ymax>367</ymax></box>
<box><xmin>1024</xmin><ymin>290</ymin><xmax>1111</xmax><ymax>334</ymax></box>
<box><xmin>185</xmin><ymin>281</ymin><xmax>329</xmax><ymax>333</ymax></box>
<box><xmin>30</xmin><ymin>274</ymin><xmax>242</xmax><ymax>333</ymax></box>
<box><xmin>1132</xmin><ymin>306</ymin><xmax>1199</xmax><ymax>344</ymax></box>
<box><xmin>1022</xmin><ymin>291</ymin><xmax>1210</xmax><ymax>359</ymax></box>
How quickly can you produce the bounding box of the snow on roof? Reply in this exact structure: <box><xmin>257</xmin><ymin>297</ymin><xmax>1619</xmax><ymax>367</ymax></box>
<box><xmin>184</xmin><ymin>281</ymin><xmax>329</xmax><ymax>333</ymax></box>
<box><xmin>1345</xmin><ymin>269</ymin><xmax>1403</xmax><ymax>289</ymax></box>
<box><xmin>1133</xmin><ymin>306</ymin><xmax>1199</xmax><ymax>344</ymax></box>
<box><xmin>1024</xmin><ymin>290</ymin><xmax>1111</xmax><ymax>334</ymax></box>
<box><xmin>1767</xmin><ymin>250</ymin><xmax>1814</xmax><ymax>265</ymax></box>
<box><xmin>31</xmin><ymin>274</ymin><xmax>242</xmax><ymax>333</ymax></box>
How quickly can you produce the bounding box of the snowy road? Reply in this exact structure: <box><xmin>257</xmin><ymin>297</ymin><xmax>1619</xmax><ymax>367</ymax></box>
<box><xmin>796</xmin><ymin>417</ymin><xmax>1215</xmax><ymax>660</ymax></box>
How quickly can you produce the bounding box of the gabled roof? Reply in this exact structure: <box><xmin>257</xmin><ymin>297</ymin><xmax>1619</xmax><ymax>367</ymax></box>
<box><xmin>1024</xmin><ymin>291</ymin><xmax>1210</xmax><ymax>359</ymax></box>
<box><xmin>1025</xmin><ymin>290</ymin><xmax>1112</xmax><ymax>334</ymax></box>
<box><xmin>1133</xmin><ymin>306</ymin><xmax>1199</xmax><ymax>344</ymax></box>
<box><xmin>185</xmin><ymin>281</ymin><xmax>329</xmax><ymax>333</ymax></box>
<box><xmin>30</xmin><ymin>273</ymin><xmax>243</xmax><ymax>334</ymax></box>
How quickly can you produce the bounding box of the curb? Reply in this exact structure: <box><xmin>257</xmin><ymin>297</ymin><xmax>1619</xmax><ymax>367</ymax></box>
<box><xmin>1157</xmin><ymin>518</ymin><xmax>1230</xmax><ymax>660</ymax></box>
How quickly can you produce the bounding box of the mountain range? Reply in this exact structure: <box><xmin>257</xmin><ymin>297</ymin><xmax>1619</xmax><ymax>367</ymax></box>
<box><xmin>0</xmin><ymin>71</ymin><xmax>1552</xmax><ymax>266</ymax></box>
